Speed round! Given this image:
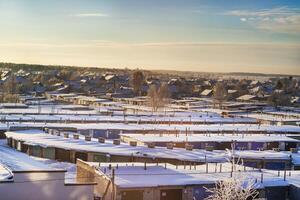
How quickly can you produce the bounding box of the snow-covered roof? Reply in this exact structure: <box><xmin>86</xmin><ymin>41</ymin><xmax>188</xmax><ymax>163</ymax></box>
<box><xmin>1</xmin><ymin>122</ymin><xmax>300</xmax><ymax>134</ymax></box>
<box><xmin>0</xmin><ymin>103</ymin><xmax>28</xmax><ymax>108</ymax></box>
<box><xmin>87</xmin><ymin>162</ymin><xmax>300</xmax><ymax>189</ymax></box>
<box><xmin>231</xmin><ymin>150</ymin><xmax>291</xmax><ymax>160</ymax></box>
<box><xmin>0</xmin><ymin>140</ymin><xmax>64</xmax><ymax>182</ymax></box>
<box><xmin>228</xmin><ymin>90</ymin><xmax>238</xmax><ymax>94</ymax></box>
<box><xmin>201</xmin><ymin>89</ymin><xmax>213</xmax><ymax>96</ymax></box>
<box><xmin>0</xmin><ymin>163</ymin><xmax>13</xmax><ymax>183</ymax></box>
<box><xmin>5</xmin><ymin>130</ymin><xmax>227</xmax><ymax>163</ymax></box>
<box><xmin>240</xmin><ymin>113</ymin><xmax>300</xmax><ymax>122</ymax></box>
<box><xmin>6</xmin><ymin>130</ymin><xmax>300</xmax><ymax>163</ymax></box>
<box><xmin>237</xmin><ymin>95</ymin><xmax>257</xmax><ymax>101</ymax></box>
<box><xmin>121</xmin><ymin>133</ymin><xmax>299</xmax><ymax>143</ymax></box>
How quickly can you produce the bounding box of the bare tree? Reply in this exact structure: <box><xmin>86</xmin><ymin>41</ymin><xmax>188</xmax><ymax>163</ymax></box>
<box><xmin>235</xmin><ymin>80</ymin><xmax>248</xmax><ymax>96</ymax></box>
<box><xmin>147</xmin><ymin>83</ymin><xmax>170</xmax><ymax>112</ymax></box>
<box><xmin>147</xmin><ymin>85</ymin><xmax>159</xmax><ymax>112</ymax></box>
<box><xmin>205</xmin><ymin>154</ymin><xmax>260</xmax><ymax>200</ymax></box>
<box><xmin>268</xmin><ymin>92</ymin><xmax>290</xmax><ymax>108</ymax></box>
<box><xmin>205</xmin><ymin>175</ymin><xmax>259</xmax><ymax>200</ymax></box>
<box><xmin>213</xmin><ymin>82</ymin><xmax>228</xmax><ymax>108</ymax></box>
<box><xmin>4</xmin><ymin>74</ymin><xmax>17</xmax><ymax>94</ymax></box>
<box><xmin>131</xmin><ymin>70</ymin><xmax>145</xmax><ymax>95</ymax></box>
<box><xmin>158</xmin><ymin>83</ymin><xmax>170</xmax><ymax>106</ymax></box>
<box><xmin>2</xmin><ymin>75</ymin><xmax>19</xmax><ymax>103</ymax></box>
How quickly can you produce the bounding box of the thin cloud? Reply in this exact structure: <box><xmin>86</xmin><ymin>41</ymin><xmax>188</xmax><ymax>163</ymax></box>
<box><xmin>72</xmin><ymin>13</ymin><xmax>109</xmax><ymax>17</ymax></box>
<box><xmin>226</xmin><ymin>7</ymin><xmax>300</xmax><ymax>34</ymax></box>
<box><xmin>227</xmin><ymin>7</ymin><xmax>299</xmax><ymax>17</ymax></box>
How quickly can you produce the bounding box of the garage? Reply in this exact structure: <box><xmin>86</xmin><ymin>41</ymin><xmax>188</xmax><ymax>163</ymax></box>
<box><xmin>43</xmin><ymin>147</ymin><xmax>56</xmax><ymax>160</ymax></box>
<box><xmin>160</xmin><ymin>189</ymin><xmax>182</xmax><ymax>200</ymax></box>
<box><xmin>93</xmin><ymin>153</ymin><xmax>110</xmax><ymax>162</ymax></box>
<box><xmin>55</xmin><ymin>148</ymin><xmax>71</xmax><ymax>162</ymax></box>
<box><xmin>121</xmin><ymin>190</ymin><xmax>143</xmax><ymax>200</ymax></box>
<box><xmin>75</xmin><ymin>151</ymin><xmax>88</xmax><ymax>161</ymax></box>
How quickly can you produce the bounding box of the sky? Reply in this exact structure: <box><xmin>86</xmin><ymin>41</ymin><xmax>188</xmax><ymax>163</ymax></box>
<box><xmin>0</xmin><ymin>0</ymin><xmax>299</xmax><ymax>75</ymax></box>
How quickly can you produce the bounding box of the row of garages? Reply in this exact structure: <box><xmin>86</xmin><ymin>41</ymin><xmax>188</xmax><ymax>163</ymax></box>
<box><xmin>7</xmin><ymin>137</ymin><xmax>195</xmax><ymax>165</ymax></box>
<box><xmin>121</xmin><ymin>136</ymin><xmax>299</xmax><ymax>152</ymax></box>
<box><xmin>6</xmin><ymin>136</ymin><xmax>295</xmax><ymax>170</ymax></box>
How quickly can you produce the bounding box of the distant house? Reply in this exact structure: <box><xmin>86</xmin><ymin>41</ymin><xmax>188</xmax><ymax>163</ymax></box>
<box><xmin>250</xmin><ymin>80</ymin><xmax>261</xmax><ymax>87</ymax></box>
<box><xmin>291</xmin><ymin>96</ymin><xmax>300</xmax><ymax>105</ymax></box>
<box><xmin>32</xmin><ymin>82</ymin><xmax>46</xmax><ymax>95</ymax></box>
<box><xmin>236</xmin><ymin>94</ymin><xmax>258</xmax><ymax>102</ymax></box>
<box><xmin>167</xmin><ymin>79</ymin><xmax>182</xmax><ymax>98</ymax></box>
<box><xmin>0</xmin><ymin>103</ymin><xmax>28</xmax><ymax>109</ymax></box>
<box><xmin>250</xmin><ymin>85</ymin><xmax>273</xmax><ymax>96</ymax></box>
<box><xmin>200</xmin><ymin>89</ymin><xmax>213</xmax><ymax>97</ymax></box>
<box><xmin>227</xmin><ymin>89</ymin><xmax>238</xmax><ymax>100</ymax></box>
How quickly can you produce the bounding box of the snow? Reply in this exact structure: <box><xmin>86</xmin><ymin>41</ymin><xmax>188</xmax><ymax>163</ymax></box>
<box><xmin>0</xmin><ymin>139</ymin><xmax>78</xmax><ymax>183</ymax></box>
<box><xmin>86</xmin><ymin>162</ymin><xmax>300</xmax><ymax>189</ymax></box>
<box><xmin>231</xmin><ymin>150</ymin><xmax>291</xmax><ymax>160</ymax></box>
<box><xmin>0</xmin><ymin>103</ymin><xmax>28</xmax><ymax>108</ymax></box>
<box><xmin>236</xmin><ymin>95</ymin><xmax>257</xmax><ymax>101</ymax></box>
<box><xmin>1</xmin><ymin>122</ymin><xmax>300</xmax><ymax>134</ymax></box>
<box><xmin>5</xmin><ymin>130</ymin><xmax>228</xmax><ymax>163</ymax></box>
<box><xmin>0</xmin><ymin>164</ymin><xmax>13</xmax><ymax>182</ymax></box>
<box><xmin>121</xmin><ymin>133</ymin><xmax>299</xmax><ymax>143</ymax></box>
<box><xmin>5</xmin><ymin>130</ymin><xmax>300</xmax><ymax>163</ymax></box>
<box><xmin>0</xmin><ymin>139</ymin><xmax>62</xmax><ymax>172</ymax></box>
<box><xmin>201</xmin><ymin>89</ymin><xmax>213</xmax><ymax>96</ymax></box>
<box><xmin>240</xmin><ymin>113</ymin><xmax>300</xmax><ymax>122</ymax></box>
<box><xmin>0</xmin><ymin>113</ymin><xmax>256</xmax><ymax>124</ymax></box>
<box><xmin>30</xmin><ymin>157</ymin><xmax>76</xmax><ymax>184</ymax></box>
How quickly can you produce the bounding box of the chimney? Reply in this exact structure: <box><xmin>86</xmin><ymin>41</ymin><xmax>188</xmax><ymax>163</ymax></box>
<box><xmin>98</xmin><ymin>137</ymin><xmax>105</xmax><ymax>143</ymax></box>
<box><xmin>129</xmin><ymin>141</ymin><xmax>137</xmax><ymax>147</ymax></box>
<box><xmin>85</xmin><ymin>135</ymin><xmax>92</xmax><ymax>141</ymax></box>
<box><xmin>73</xmin><ymin>134</ymin><xmax>79</xmax><ymax>140</ymax></box>
<box><xmin>167</xmin><ymin>143</ymin><xmax>174</xmax><ymax>150</ymax></box>
<box><xmin>272</xmin><ymin>148</ymin><xmax>280</xmax><ymax>152</ymax></box>
<box><xmin>113</xmin><ymin>139</ymin><xmax>120</xmax><ymax>145</ymax></box>
<box><xmin>185</xmin><ymin>144</ymin><xmax>193</xmax><ymax>151</ymax></box>
<box><xmin>56</xmin><ymin>130</ymin><xmax>61</xmax><ymax>136</ymax></box>
<box><xmin>205</xmin><ymin>145</ymin><xmax>214</xmax><ymax>151</ymax></box>
<box><xmin>63</xmin><ymin>132</ymin><xmax>69</xmax><ymax>138</ymax></box>
<box><xmin>147</xmin><ymin>142</ymin><xmax>155</xmax><ymax>148</ymax></box>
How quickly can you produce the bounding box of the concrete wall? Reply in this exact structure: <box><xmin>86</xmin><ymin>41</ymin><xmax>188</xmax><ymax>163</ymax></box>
<box><xmin>76</xmin><ymin>159</ymin><xmax>114</xmax><ymax>200</ymax></box>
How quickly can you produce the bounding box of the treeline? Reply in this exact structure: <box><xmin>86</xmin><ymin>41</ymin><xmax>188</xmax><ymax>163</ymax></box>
<box><xmin>0</xmin><ymin>62</ymin><xmax>132</xmax><ymax>74</ymax></box>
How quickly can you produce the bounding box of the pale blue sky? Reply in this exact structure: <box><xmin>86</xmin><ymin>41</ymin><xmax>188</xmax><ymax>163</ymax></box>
<box><xmin>0</xmin><ymin>0</ymin><xmax>299</xmax><ymax>74</ymax></box>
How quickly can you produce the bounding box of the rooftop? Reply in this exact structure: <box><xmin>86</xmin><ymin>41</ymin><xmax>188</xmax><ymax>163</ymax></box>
<box><xmin>121</xmin><ymin>133</ymin><xmax>299</xmax><ymax>143</ymax></box>
<box><xmin>87</xmin><ymin>162</ymin><xmax>300</xmax><ymax>189</ymax></box>
<box><xmin>5</xmin><ymin>130</ymin><xmax>300</xmax><ymax>163</ymax></box>
<box><xmin>0</xmin><ymin>139</ymin><xmax>65</xmax><ymax>182</ymax></box>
